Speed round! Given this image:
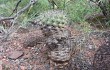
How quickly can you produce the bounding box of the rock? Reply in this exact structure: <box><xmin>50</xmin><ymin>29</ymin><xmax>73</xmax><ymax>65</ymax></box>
<box><xmin>23</xmin><ymin>53</ymin><xmax>31</xmax><ymax>59</ymax></box>
<box><xmin>23</xmin><ymin>30</ymin><xmax>45</xmax><ymax>47</ymax></box>
<box><xmin>23</xmin><ymin>49</ymin><xmax>30</xmax><ymax>59</ymax></box>
<box><xmin>8</xmin><ymin>51</ymin><xmax>24</xmax><ymax>60</ymax></box>
<box><xmin>20</xmin><ymin>66</ymin><xmax>27</xmax><ymax>70</ymax></box>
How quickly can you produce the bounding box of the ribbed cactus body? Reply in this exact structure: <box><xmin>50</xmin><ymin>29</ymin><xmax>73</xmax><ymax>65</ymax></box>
<box><xmin>33</xmin><ymin>10</ymin><xmax>70</xmax><ymax>27</ymax></box>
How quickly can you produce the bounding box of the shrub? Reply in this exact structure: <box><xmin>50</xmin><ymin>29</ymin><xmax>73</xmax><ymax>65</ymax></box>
<box><xmin>32</xmin><ymin>10</ymin><xmax>70</xmax><ymax>27</ymax></box>
<box><xmin>65</xmin><ymin>0</ymin><xmax>100</xmax><ymax>22</ymax></box>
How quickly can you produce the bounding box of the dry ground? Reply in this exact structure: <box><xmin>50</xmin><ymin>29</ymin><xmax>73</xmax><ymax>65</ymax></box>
<box><xmin>0</xmin><ymin>24</ymin><xmax>110</xmax><ymax>70</ymax></box>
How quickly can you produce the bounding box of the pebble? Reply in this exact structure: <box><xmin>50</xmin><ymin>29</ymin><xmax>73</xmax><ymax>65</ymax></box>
<box><xmin>20</xmin><ymin>66</ymin><xmax>27</xmax><ymax>70</ymax></box>
<box><xmin>23</xmin><ymin>53</ymin><xmax>31</xmax><ymax>59</ymax></box>
<box><xmin>8</xmin><ymin>51</ymin><xmax>24</xmax><ymax>60</ymax></box>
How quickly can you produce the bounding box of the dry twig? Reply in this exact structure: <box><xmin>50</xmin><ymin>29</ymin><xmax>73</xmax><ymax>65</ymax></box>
<box><xmin>1</xmin><ymin>0</ymin><xmax>38</xmax><ymax>41</ymax></box>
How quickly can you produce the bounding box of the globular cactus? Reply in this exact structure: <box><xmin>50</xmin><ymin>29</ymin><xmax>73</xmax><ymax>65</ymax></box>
<box><xmin>33</xmin><ymin>10</ymin><xmax>70</xmax><ymax>27</ymax></box>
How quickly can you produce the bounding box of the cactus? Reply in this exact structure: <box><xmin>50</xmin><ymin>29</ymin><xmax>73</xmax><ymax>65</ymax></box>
<box><xmin>33</xmin><ymin>10</ymin><xmax>70</xmax><ymax>27</ymax></box>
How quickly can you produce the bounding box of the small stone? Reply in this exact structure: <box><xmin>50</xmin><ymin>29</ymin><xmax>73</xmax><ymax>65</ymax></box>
<box><xmin>8</xmin><ymin>51</ymin><xmax>24</xmax><ymax>60</ymax></box>
<box><xmin>23</xmin><ymin>53</ymin><xmax>31</xmax><ymax>59</ymax></box>
<box><xmin>20</xmin><ymin>66</ymin><xmax>27</xmax><ymax>70</ymax></box>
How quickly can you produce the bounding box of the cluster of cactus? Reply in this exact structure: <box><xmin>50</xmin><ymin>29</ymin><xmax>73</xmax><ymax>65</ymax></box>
<box><xmin>33</xmin><ymin>10</ymin><xmax>70</xmax><ymax>27</ymax></box>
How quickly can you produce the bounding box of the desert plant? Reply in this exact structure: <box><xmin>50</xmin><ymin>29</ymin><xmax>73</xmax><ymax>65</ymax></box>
<box><xmin>32</xmin><ymin>10</ymin><xmax>70</xmax><ymax>27</ymax></box>
<box><xmin>86</xmin><ymin>0</ymin><xmax>110</xmax><ymax>27</ymax></box>
<box><xmin>0</xmin><ymin>0</ymin><xmax>101</xmax><ymax>27</ymax></box>
<box><xmin>65</xmin><ymin>0</ymin><xmax>100</xmax><ymax>22</ymax></box>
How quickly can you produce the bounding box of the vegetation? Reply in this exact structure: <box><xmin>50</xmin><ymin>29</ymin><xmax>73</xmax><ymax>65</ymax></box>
<box><xmin>0</xmin><ymin>0</ymin><xmax>110</xmax><ymax>30</ymax></box>
<box><xmin>0</xmin><ymin>0</ymin><xmax>98</xmax><ymax>23</ymax></box>
<box><xmin>0</xmin><ymin>0</ymin><xmax>110</xmax><ymax>70</ymax></box>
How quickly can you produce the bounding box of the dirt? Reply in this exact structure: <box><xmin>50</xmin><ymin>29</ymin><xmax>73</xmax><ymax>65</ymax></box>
<box><xmin>0</xmin><ymin>24</ymin><xmax>110</xmax><ymax>70</ymax></box>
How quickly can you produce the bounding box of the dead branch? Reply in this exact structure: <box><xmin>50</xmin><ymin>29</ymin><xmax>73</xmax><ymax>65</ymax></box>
<box><xmin>10</xmin><ymin>0</ymin><xmax>22</xmax><ymax>16</ymax></box>
<box><xmin>0</xmin><ymin>0</ymin><xmax>37</xmax><ymax>21</ymax></box>
<box><xmin>1</xmin><ymin>0</ymin><xmax>38</xmax><ymax>41</ymax></box>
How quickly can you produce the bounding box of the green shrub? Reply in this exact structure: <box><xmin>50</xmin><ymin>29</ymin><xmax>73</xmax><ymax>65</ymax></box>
<box><xmin>27</xmin><ymin>0</ymin><xmax>49</xmax><ymax>17</ymax></box>
<box><xmin>32</xmin><ymin>10</ymin><xmax>70</xmax><ymax>27</ymax></box>
<box><xmin>65</xmin><ymin>0</ymin><xmax>100</xmax><ymax>22</ymax></box>
<box><xmin>0</xmin><ymin>0</ymin><xmax>16</xmax><ymax>16</ymax></box>
<box><xmin>0</xmin><ymin>0</ymin><xmax>100</xmax><ymax>26</ymax></box>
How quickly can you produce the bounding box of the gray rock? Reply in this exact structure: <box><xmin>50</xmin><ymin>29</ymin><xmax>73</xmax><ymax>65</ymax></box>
<box><xmin>8</xmin><ymin>51</ymin><xmax>24</xmax><ymax>60</ymax></box>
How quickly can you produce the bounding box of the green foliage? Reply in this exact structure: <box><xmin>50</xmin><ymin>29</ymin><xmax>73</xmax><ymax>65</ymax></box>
<box><xmin>52</xmin><ymin>0</ymin><xmax>66</xmax><ymax>9</ymax></box>
<box><xmin>0</xmin><ymin>0</ymin><xmax>16</xmax><ymax>16</ymax></box>
<box><xmin>0</xmin><ymin>0</ymin><xmax>101</xmax><ymax>27</ymax></box>
<box><xmin>27</xmin><ymin>0</ymin><xmax>49</xmax><ymax>16</ymax></box>
<box><xmin>0</xmin><ymin>0</ymin><xmax>50</xmax><ymax>26</ymax></box>
<box><xmin>65</xmin><ymin>0</ymin><xmax>100</xmax><ymax>22</ymax></box>
<box><xmin>33</xmin><ymin>10</ymin><xmax>70</xmax><ymax>27</ymax></box>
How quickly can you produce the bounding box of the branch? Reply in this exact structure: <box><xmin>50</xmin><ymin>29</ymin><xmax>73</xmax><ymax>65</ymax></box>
<box><xmin>0</xmin><ymin>0</ymin><xmax>37</xmax><ymax>21</ymax></box>
<box><xmin>1</xmin><ymin>0</ymin><xmax>38</xmax><ymax>41</ymax></box>
<box><xmin>10</xmin><ymin>0</ymin><xmax>22</xmax><ymax>16</ymax></box>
